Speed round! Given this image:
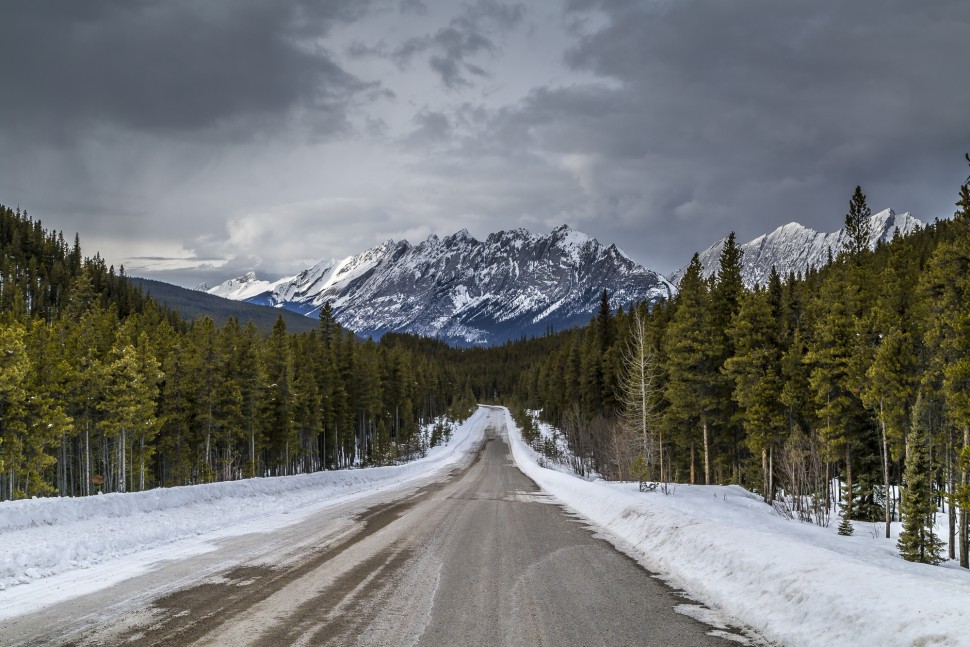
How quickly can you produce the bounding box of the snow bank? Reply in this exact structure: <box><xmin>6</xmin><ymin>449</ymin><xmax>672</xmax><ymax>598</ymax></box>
<box><xmin>502</xmin><ymin>407</ymin><xmax>970</xmax><ymax>647</ymax></box>
<box><xmin>0</xmin><ymin>409</ymin><xmax>486</xmax><ymax>593</ymax></box>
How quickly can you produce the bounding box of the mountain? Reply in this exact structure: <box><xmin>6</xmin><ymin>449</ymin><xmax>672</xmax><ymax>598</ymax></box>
<box><xmin>669</xmin><ymin>208</ymin><xmax>923</xmax><ymax>287</ymax></box>
<box><xmin>202</xmin><ymin>225</ymin><xmax>675</xmax><ymax>346</ymax></box>
<box><xmin>135</xmin><ymin>278</ymin><xmax>320</xmax><ymax>336</ymax></box>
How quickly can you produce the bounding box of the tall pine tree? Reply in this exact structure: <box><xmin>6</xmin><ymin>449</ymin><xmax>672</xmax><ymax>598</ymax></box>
<box><xmin>897</xmin><ymin>393</ymin><xmax>944</xmax><ymax>564</ymax></box>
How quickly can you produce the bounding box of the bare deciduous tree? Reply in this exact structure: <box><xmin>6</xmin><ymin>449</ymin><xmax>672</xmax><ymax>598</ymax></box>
<box><xmin>618</xmin><ymin>310</ymin><xmax>665</xmax><ymax>490</ymax></box>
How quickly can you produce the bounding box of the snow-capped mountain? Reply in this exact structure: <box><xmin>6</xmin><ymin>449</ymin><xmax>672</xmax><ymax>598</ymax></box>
<box><xmin>202</xmin><ymin>225</ymin><xmax>675</xmax><ymax>346</ymax></box>
<box><xmin>670</xmin><ymin>208</ymin><xmax>923</xmax><ymax>287</ymax></box>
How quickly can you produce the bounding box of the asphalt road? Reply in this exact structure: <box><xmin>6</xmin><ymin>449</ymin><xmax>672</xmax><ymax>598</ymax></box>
<box><xmin>4</xmin><ymin>407</ymin><xmax>753</xmax><ymax>646</ymax></box>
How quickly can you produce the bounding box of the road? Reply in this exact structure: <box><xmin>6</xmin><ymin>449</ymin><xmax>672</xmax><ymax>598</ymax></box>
<box><xmin>3</xmin><ymin>407</ymin><xmax>751</xmax><ymax>646</ymax></box>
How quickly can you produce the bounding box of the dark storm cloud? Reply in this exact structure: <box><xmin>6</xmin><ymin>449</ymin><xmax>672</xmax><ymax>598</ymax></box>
<box><xmin>391</xmin><ymin>0</ymin><xmax>525</xmax><ymax>88</ymax></box>
<box><xmin>0</xmin><ymin>0</ymin><xmax>376</xmax><ymax>141</ymax></box>
<box><xmin>415</xmin><ymin>0</ymin><xmax>969</xmax><ymax>272</ymax></box>
<box><xmin>559</xmin><ymin>0</ymin><xmax>969</xmax><ymax>228</ymax></box>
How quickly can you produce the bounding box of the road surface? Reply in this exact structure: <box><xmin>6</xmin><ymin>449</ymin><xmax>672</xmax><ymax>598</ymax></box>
<box><xmin>3</xmin><ymin>407</ymin><xmax>753</xmax><ymax>646</ymax></box>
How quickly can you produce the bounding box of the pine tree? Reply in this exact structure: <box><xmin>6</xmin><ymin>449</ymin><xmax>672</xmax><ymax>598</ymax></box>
<box><xmin>711</xmin><ymin>233</ymin><xmax>745</xmax><ymax>483</ymax></box>
<box><xmin>897</xmin><ymin>393</ymin><xmax>944</xmax><ymax>564</ymax></box>
<box><xmin>264</xmin><ymin>316</ymin><xmax>297</xmax><ymax>474</ymax></box>
<box><xmin>0</xmin><ymin>322</ymin><xmax>31</xmax><ymax>499</ymax></box>
<box><xmin>99</xmin><ymin>342</ymin><xmax>160</xmax><ymax>493</ymax></box>
<box><xmin>920</xmin><ymin>182</ymin><xmax>970</xmax><ymax>567</ymax></box>
<box><xmin>806</xmin><ymin>271</ymin><xmax>864</xmax><ymax>532</ymax></box>
<box><xmin>861</xmin><ymin>325</ymin><xmax>918</xmax><ymax>538</ymax></box>
<box><xmin>664</xmin><ymin>254</ymin><xmax>716</xmax><ymax>484</ymax></box>
<box><xmin>725</xmin><ymin>286</ymin><xmax>785</xmax><ymax>502</ymax></box>
<box><xmin>843</xmin><ymin>186</ymin><xmax>873</xmax><ymax>258</ymax></box>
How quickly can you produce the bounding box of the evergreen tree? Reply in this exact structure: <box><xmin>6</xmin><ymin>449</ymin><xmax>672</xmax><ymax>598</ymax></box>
<box><xmin>664</xmin><ymin>254</ymin><xmax>715</xmax><ymax>484</ymax></box>
<box><xmin>897</xmin><ymin>393</ymin><xmax>944</xmax><ymax>564</ymax></box>
<box><xmin>806</xmin><ymin>271</ymin><xmax>864</xmax><ymax>532</ymax></box>
<box><xmin>725</xmin><ymin>286</ymin><xmax>785</xmax><ymax>502</ymax></box>
<box><xmin>920</xmin><ymin>182</ymin><xmax>970</xmax><ymax>567</ymax></box>
<box><xmin>711</xmin><ymin>232</ymin><xmax>745</xmax><ymax>482</ymax></box>
<box><xmin>843</xmin><ymin>186</ymin><xmax>873</xmax><ymax>258</ymax></box>
<box><xmin>99</xmin><ymin>342</ymin><xmax>160</xmax><ymax>493</ymax></box>
<box><xmin>0</xmin><ymin>322</ymin><xmax>31</xmax><ymax>498</ymax></box>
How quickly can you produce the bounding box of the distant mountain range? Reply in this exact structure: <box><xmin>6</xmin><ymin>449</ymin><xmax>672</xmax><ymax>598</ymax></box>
<box><xmin>669</xmin><ymin>208</ymin><xmax>923</xmax><ymax>287</ymax></box>
<box><xmin>198</xmin><ymin>225</ymin><xmax>675</xmax><ymax>346</ymax></box>
<box><xmin>134</xmin><ymin>278</ymin><xmax>320</xmax><ymax>336</ymax></box>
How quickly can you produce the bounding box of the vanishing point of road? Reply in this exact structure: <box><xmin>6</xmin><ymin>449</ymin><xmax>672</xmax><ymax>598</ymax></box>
<box><xmin>3</xmin><ymin>407</ymin><xmax>754</xmax><ymax>646</ymax></box>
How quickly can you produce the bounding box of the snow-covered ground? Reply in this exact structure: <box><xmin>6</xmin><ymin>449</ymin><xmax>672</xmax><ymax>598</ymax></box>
<box><xmin>0</xmin><ymin>410</ymin><xmax>486</xmax><ymax>618</ymax></box>
<box><xmin>503</xmin><ymin>407</ymin><xmax>970</xmax><ymax>647</ymax></box>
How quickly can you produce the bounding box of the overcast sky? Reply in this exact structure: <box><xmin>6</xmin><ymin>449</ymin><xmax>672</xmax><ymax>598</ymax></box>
<box><xmin>1</xmin><ymin>0</ymin><xmax>967</xmax><ymax>287</ymax></box>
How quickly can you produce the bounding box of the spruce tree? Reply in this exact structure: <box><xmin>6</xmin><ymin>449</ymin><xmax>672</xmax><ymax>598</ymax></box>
<box><xmin>920</xmin><ymin>182</ymin><xmax>970</xmax><ymax>567</ymax></box>
<box><xmin>843</xmin><ymin>186</ymin><xmax>873</xmax><ymax>258</ymax></box>
<box><xmin>725</xmin><ymin>287</ymin><xmax>785</xmax><ymax>502</ymax></box>
<box><xmin>806</xmin><ymin>271</ymin><xmax>863</xmax><ymax>533</ymax></box>
<box><xmin>664</xmin><ymin>254</ymin><xmax>716</xmax><ymax>484</ymax></box>
<box><xmin>897</xmin><ymin>393</ymin><xmax>944</xmax><ymax>564</ymax></box>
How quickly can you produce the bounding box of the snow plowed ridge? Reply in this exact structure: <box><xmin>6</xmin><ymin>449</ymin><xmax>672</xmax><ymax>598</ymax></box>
<box><xmin>0</xmin><ymin>409</ymin><xmax>487</xmax><ymax>594</ymax></box>
<box><xmin>502</xmin><ymin>407</ymin><xmax>970</xmax><ymax>647</ymax></box>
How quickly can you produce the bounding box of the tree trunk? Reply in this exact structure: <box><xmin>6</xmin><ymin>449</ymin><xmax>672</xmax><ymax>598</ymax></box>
<box><xmin>949</xmin><ymin>427</ymin><xmax>956</xmax><ymax>561</ymax></box>
<box><xmin>824</xmin><ymin>460</ymin><xmax>830</xmax><ymax>513</ymax></box>
<box><xmin>845</xmin><ymin>445</ymin><xmax>853</xmax><ymax>521</ymax></box>
<box><xmin>880</xmin><ymin>403</ymin><xmax>890</xmax><ymax>539</ymax></box>
<box><xmin>961</xmin><ymin>427</ymin><xmax>969</xmax><ymax>569</ymax></box>
<box><xmin>690</xmin><ymin>442</ymin><xmax>696</xmax><ymax>485</ymax></box>
<box><xmin>85</xmin><ymin>421</ymin><xmax>91</xmax><ymax>497</ymax></box>
<box><xmin>118</xmin><ymin>429</ymin><xmax>127</xmax><ymax>494</ymax></box>
<box><xmin>703</xmin><ymin>420</ymin><xmax>710</xmax><ymax>485</ymax></box>
<box><xmin>769</xmin><ymin>445</ymin><xmax>774</xmax><ymax>504</ymax></box>
<box><xmin>761</xmin><ymin>447</ymin><xmax>769</xmax><ymax>503</ymax></box>
<box><xmin>140</xmin><ymin>435</ymin><xmax>146</xmax><ymax>491</ymax></box>
<box><xmin>659</xmin><ymin>430</ymin><xmax>665</xmax><ymax>486</ymax></box>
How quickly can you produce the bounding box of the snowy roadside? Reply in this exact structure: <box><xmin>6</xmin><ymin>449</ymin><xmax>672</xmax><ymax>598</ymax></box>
<box><xmin>501</xmin><ymin>406</ymin><xmax>970</xmax><ymax>647</ymax></box>
<box><xmin>0</xmin><ymin>408</ymin><xmax>487</xmax><ymax>603</ymax></box>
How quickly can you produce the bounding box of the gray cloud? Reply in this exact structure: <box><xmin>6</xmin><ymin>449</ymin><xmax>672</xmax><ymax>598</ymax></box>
<box><xmin>402</xmin><ymin>110</ymin><xmax>453</xmax><ymax>146</ymax></box>
<box><xmin>1</xmin><ymin>0</ymin><xmax>967</xmax><ymax>289</ymax></box>
<box><xmin>399</xmin><ymin>0</ymin><xmax>430</xmax><ymax>16</ymax></box>
<box><xmin>0</xmin><ymin>0</ymin><xmax>376</xmax><ymax>142</ymax></box>
<box><xmin>390</xmin><ymin>0</ymin><xmax>525</xmax><ymax>88</ymax></box>
<box><xmin>413</xmin><ymin>0</ymin><xmax>970</xmax><ymax>272</ymax></box>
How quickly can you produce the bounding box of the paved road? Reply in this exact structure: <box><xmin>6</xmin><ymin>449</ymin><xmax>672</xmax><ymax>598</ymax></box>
<box><xmin>4</xmin><ymin>408</ymin><xmax>752</xmax><ymax>646</ymax></box>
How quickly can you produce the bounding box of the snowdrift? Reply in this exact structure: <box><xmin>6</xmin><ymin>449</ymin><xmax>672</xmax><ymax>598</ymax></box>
<box><xmin>0</xmin><ymin>409</ymin><xmax>486</xmax><ymax>594</ymax></box>
<box><xmin>502</xmin><ymin>406</ymin><xmax>970</xmax><ymax>647</ymax></box>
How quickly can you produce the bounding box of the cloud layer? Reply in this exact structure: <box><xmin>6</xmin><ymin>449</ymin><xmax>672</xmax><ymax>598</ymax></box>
<box><xmin>1</xmin><ymin>0</ymin><xmax>967</xmax><ymax>287</ymax></box>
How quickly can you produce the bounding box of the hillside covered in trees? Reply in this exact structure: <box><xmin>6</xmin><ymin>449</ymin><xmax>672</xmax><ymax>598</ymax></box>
<box><xmin>0</xmin><ymin>204</ymin><xmax>471</xmax><ymax>502</ymax></box>
<box><xmin>442</xmin><ymin>177</ymin><xmax>970</xmax><ymax>567</ymax></box>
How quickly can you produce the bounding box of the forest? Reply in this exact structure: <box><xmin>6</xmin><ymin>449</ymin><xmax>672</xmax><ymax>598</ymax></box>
<box><xmin>455</xmin><ymin>178</ymin><xmax>969</xmax><ymax>568</ymax></box>
<box><xmin>1</xmin><ymin>165</ymin><xmax>968</xmax><ymax>569</ymax></box>
<box><xmin>0</xmin><ymin>204</ymin><xmax>471</xmax><ymax>502</ymax></box>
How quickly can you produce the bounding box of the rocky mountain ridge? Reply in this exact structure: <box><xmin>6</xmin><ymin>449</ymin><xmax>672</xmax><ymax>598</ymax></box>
<box><xmin>202</xmin><ymin>225</ymin><xmax>675</xmax><ymax>346</ymax></box>
<box><xmin>670</xmin><ymin>208</ymin><xmax>923</xmax><ymax>287</ymax></box>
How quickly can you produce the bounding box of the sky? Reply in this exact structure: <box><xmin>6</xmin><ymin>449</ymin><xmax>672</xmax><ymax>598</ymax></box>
<box><xmin>1</xmin><ymin>0</ymin><xmax>968</xmax><ymax>288</ymax></box>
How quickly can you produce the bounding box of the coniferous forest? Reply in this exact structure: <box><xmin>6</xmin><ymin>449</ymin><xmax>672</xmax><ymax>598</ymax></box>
<box><xmin>0</xmin><ymin>204</ymin><xmax>471</xmax><ymax>501</ymax></box>
<box><xmin>2</xmin><ymin>166</ymin><xmax>969</xmax><ymax>568</ymax></box>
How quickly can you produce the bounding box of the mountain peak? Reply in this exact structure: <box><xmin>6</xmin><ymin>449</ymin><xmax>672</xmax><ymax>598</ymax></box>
<box><xmin>208</xmin><ymin>224</ymin><xmax>674</xmax><ymax>346</ymax></box>
<box><xmin>671</xmin><ymin>208</ymin><xmax>924</xmax><ymax>287</ymax></box>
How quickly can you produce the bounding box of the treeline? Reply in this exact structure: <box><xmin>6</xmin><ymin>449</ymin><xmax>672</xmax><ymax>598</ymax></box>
<box><xmin>0</xmin><ymin>204</ymin><xmax>469</xmax><ymax>501</ymax></box>
<box><xmin>487</xmin><ymin>180</ymin><xmax>970</xmax><ymax>566</ymax></box>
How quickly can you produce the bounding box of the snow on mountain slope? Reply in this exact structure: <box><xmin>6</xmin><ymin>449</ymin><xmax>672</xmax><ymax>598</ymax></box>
<box><xmin>670</xmin><ymin>209</ymin><xmax>923</xmax><ymax>287</ymax></box>
<box><xmin>203</xmin><ymin>271</ymin><xmax>291</xmax><ymax>302</ymax></box>
<box><xmin>203</xmin><ymin>225</ymin><xmax>675</xmax><ymax>346</ymax></box>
